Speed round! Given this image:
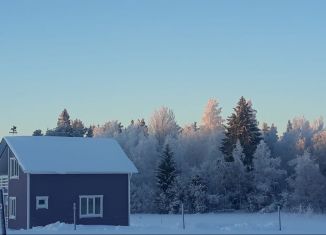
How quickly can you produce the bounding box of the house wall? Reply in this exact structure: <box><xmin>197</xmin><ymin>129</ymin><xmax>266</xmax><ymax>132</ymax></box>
<box><xmin>8</xmin><ymin>149</ymin><xmax>27</xmax><ymax>230</ymax></box>
<box><xmin>29</xmin><ymin>174</ymin><xmax>129</xmax><ymax>228</ymax></box>
<box><xmin>0</xmin><ymin>145</ymin><xmax>8</xmax><ymax>175</ymax></box>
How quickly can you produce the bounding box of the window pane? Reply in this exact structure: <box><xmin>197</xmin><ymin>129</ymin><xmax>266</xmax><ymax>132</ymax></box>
<box><xmin>9</xmin><ymin>198</ymin><xmax>16</xmax><ymax>217</ymax></box>
<box><xmin>81</xmin><ymin>198</ymin><xmax>87</xmax><ymax>215</ymax></box>
<box><xmin>39</xmin><ymin>199</ymin><xmax>45</xmax><ymax>205</ymax></box>
<box><xmin>88</xmin><ymin>198</ymin><xmax>94</xmax><ymax>214</ymax></box>
<box><xmin>10</xmin><ymin>200</ymin><xmax>12</xmax><ymax>215</ymax></box>
<box><xmin>95</xmin><ymin>197</ymin><xmax>101</xmax><ymax>214</ymax></box>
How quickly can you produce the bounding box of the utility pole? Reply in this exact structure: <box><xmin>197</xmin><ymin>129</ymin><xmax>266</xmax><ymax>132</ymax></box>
<box><xmin>278</xmin><ymin>205</ymin><xmax>282</xmax><ymax>231</ymax></box>
<box><xmin>73</xmin><ymin>203</ymin><xmax>76</xmax><ymax>231</ymax></box>
<box><xmin>182</xmin><ymin>203</ymin><xmax>185</xmax><ymax>230</ymax></box>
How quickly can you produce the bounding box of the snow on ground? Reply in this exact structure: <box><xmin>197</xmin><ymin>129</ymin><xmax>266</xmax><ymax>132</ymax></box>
<box><xmin>8</xmin><ymin>213</ymin><xmax>326</xmax><ymax>234</ymax></box>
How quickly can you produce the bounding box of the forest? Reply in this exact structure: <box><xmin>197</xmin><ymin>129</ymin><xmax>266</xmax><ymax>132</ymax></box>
<box><xmin>32</xmin><ymin>97</ymin><xmax>326</xmax><ymax>214</ymax></box>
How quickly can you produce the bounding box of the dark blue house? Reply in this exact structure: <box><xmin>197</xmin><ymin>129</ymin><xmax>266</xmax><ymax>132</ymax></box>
<box><xmin>0</xmin><ymin>136</ymin><xmax>138</xmax><ymax>230</ymax></box>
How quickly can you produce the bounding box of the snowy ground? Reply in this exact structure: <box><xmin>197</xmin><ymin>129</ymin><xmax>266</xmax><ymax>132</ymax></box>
<box><xmin>8</xmin><ymin>212</ymin><xmax>326</xmax><ymax>234</ymax></box>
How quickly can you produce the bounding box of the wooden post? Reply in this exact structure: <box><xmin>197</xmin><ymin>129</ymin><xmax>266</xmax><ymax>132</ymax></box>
<box><xmin>0</xmin><ymin>189</ymin><xmax>6</xmax><ymax>235</ymax></box>
<box><xmin>278</xmin><ymin>205</ymin><xmax>281</xmax><ymax>231</ymax></box>
<box><xmin>182</xmin><ymin>203</ymin><xmax>185</xmax><ymax>230</ymax></box>
<box><xmin>73</xmin><ymin>203</ymin><xmax>76</xmax><ymax>231</ymax></box>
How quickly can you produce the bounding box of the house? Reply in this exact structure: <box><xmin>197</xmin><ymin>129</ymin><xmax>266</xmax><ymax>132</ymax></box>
<box><xmin>0</xmin><ymin>136</ymin><xmax>138</xmax><ymax>230</ymax></box>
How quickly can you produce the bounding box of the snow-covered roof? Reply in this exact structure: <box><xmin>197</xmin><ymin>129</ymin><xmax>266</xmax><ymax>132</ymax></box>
<box><xmin>3</xmin><ymin>136</ymin><xmax>138</xmax><ymax>174</ymax></box>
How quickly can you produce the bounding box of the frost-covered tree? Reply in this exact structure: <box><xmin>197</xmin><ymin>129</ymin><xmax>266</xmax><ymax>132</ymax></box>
<box><xmin>169</xmin><ymin>176</ymin><xmax>186</xmax><ymax>213</ymax></box>
<box><xmin>156</xmin><ymin>144</ymin><xmax>177</xmax><ymax>213</ymax></box>
<box><xmin>276</xmin><ymin>116</ymin><xmax>319</xmax><ymax>175</ymax></box>
<box><xmin>149</xmin><ymin>107</ymin><xmax>179</xmax><ymax>146</ymax></box>
<box><xmin>262</xmin><ymin>123</ymin><xmax>278</xmax><ymax>156</ymax></box>
<box><xmin>312</xmin><ymin>117</ymin><xmax>324</xmax><ymax>132</ymax></box>
<box><xmin>93</xmin><ymin>120</ymin><xmax>123</xmax><ymax>138</ymax></box>
<box><xmin>127</xmin><ymin>134</ymin><xmax>159</xmax><ymax>213</ymax></box>
<box><xmin>251</xmin><ymin>141</ymin><xmax>286</xmax><ymax>211</ymax></box>
<box><xmin>289</xmin><ymin>151</ymin><xmax>326</xmax><ymax>212</ymax></box>
<box><xmin>313</xmin><ymin>130</ymin><xmax>326</xmax><ymax>176</ymax></box>
<box><xmin>223</xmin><ymin>140</ymin><xmax>247</xmax><ymax>209</ymax></box>
<box><xmin>186</xmin><ymin>175</ymin><xmax>208</xmax><ymax>213</ymax></box>
<box><xmin>201</xmin><ymin>99</ymin><xmax>223</xmax><ymax>131</ymax></box>
<box><xmin>221</xmin><ymin>97</ymin><xmax>261</xmax><ymax>169</ymax></box>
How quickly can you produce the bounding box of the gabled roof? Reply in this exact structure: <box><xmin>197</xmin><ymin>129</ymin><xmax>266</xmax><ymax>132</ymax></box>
<box><xmin>3</xmin><ymin>136</ymin><xmax>138</xmax><ymax>174</ymax></box>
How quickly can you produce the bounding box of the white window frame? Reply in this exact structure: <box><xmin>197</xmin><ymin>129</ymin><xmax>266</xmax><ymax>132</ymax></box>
<box><xmin>9</xmin><ymin>157</ymin><xmax>19</xmax><ymax>179</ymax></box>
<box><xmin>9</xmin><ymin>197</ymin><xmax>16</xmax><ymax>220</ymax></box>
<box><xmin>36</xmin><ymin>196</ymin><xmax>48</xmax><ymax>210</ymax></box>
<box><xmin>79</xmin><ymin>195</ymin><xmax>103</xmax><ymax>218</ymax></box>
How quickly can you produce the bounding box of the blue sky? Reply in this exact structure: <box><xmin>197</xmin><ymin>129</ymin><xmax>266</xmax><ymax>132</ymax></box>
<box><xmin>0</xmin><ymin>0</ymin><xmax>326</xmax><ymax>137</ymax></box>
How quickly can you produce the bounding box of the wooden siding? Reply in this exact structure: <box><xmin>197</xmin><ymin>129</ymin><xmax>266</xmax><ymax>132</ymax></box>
<box><xmin>29</xmin><ymin>174</ymin><xmax>129</xmax><ymax>228</ymax></box>
<box><xmin>8</xmin><ymin>149</ymin><xmax>27</xmax><ymax>230</ymax></box>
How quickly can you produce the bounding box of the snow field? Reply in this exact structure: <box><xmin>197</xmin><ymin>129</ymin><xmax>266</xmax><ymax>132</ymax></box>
<box><xmin>8</xmin><ymin>212</ymin><xmax>326</xmax><ymax>234</ymax></box>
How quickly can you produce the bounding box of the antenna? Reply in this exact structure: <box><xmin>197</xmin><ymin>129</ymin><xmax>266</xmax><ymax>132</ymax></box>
<box><xmin>9</xmin><ymin>126</ymin><xmax>17</xmax><ymax>135</ymax></box>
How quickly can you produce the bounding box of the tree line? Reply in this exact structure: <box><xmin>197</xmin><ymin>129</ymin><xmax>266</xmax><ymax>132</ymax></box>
<box><xmin>33</xmin><ymin>97</ymin><xmax>326</xmax><ymax>214</ymax></box>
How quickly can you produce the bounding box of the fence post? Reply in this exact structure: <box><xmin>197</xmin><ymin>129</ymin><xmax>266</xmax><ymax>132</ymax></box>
<box><xmin>0</xmin><ymin>189</ymin><xmax>6</xmax><ymax>235</ymax></box>
<box><xmin>73</xmin><ymin>203</ymin><xmax>76</xmax><ymax>231</ymax></box>
<box><xmin>182</xmin><ymin>203</ymin><xmax>185</xmax><ymax>230</ymax></box>
<box><xmin>278</xmin><ymin>205</ymin><xmax>282</xmax><ymax>231</ymax></box>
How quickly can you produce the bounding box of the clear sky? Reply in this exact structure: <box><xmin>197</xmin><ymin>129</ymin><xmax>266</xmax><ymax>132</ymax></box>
<box><xmin>0</xmin><ymin>0</ymin><xmax>326</xmax><ymax>138</ymax></box>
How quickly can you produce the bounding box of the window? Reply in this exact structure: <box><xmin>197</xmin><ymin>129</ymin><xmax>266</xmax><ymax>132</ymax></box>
<box><xmin>79</xmin><ymin>195</ymin><xmax>103</xmax><ymax>218</ymax></box>
<box><xmin>9</xmin><ymin>158</ymin><xmax>19</xmax><ymax>179</ymax></box>
<box><xmin>9</xmin><ymin>197</ymin><xmax>16</xmax><ymax>219</ymax></box>
<box><xmin>36</xmin><ymin>196</ymin><xmax>48</xmax><ymax>209</ymax></box>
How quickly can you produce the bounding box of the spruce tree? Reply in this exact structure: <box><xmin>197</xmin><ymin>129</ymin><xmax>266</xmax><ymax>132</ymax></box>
<box><xmin>156</xmin><ymin>144</ymin><xmax>177</xmax><ymax>213</ymax></box>
<box><xmin>86</xmin><ymin>125</ymin><xmax>94</xmax><ymax>137</ymax></box>
<box><xmin>220</xmin><ymin>96</ymin><xmax>261</xmax><ymax>169</ymax></box>
<box><xmin>57</xmin><ymin>108</ymin><xmax>71</xmax><ymax>128</ymax></box>
<box><xmin>46</xmin><ymin>109</ymin><xmax>73</xmax><ymax>136</ymax></box>
<box><xmin>71</xmin><ymin>119</ymin><xmax>87</xmax><ymax>137</ymax></box>
<box><xmin>286</xmin><ymin>120</ymin><xmax>293</xmax><ymax>133</ymax></box>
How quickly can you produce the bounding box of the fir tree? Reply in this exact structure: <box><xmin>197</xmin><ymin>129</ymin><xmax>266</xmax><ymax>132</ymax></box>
<box><xmin>286</xmin><ymin>120</ymin><xmax>293</xmax><ymax>133</ymax></box>
<box><xmin>71</xmin><ymin>119</ymin><xmax>87</xmax><ymax>137</ymax></box>
<box><xmin>220</xmin><ymin>96</ymin><xmax>261</xmax><ymax>169</ymax></box>
<box><xmin>46</xmin><ymin>109</ymin><xmax>73</xmax><ymax>136</ymax></box>
<box><xmin>156</xmin><ymin>144</ymin><xmax>177</xmax><ymax>213</ymax></box>
<box><xmin>32</xmin><ymin>129</ymin><xmax>43</xmax><ymax>136</ymax></box>
<box><xmin>57</xmin><ymin>108</ymin><xmax>71</xmax><ymax>128</ymax></box>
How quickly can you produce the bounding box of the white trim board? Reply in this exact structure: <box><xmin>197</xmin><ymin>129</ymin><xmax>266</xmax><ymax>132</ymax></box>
<box><xmin>79</xmin><ymin>195</ymin><xmax>103</xmax><ymax>218</ymax></box>
<box><xmin>27</xmin><ymin>173</ymin><xmax>30</xmax><ymax>229</ymax></box>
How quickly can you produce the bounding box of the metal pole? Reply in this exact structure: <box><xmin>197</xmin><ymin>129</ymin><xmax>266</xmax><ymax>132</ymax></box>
<box><xmin>0</xmin><ymin>189</ymin><xmax>6</xmax><ymax>235</ymax></box>
<box><xmin>278</xmin><ymin>205</ymin><xmax>281</xmax><ymax>231</ymax></box>
<box><xmin>73</xmin><ymin>203</ymin><xmax>76</xmax><ymax>231</ymax></box>
<box><xmin>182</xmin><ymin>203</ymin><xmax>185</xmax><ymax>230</ymax></box>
